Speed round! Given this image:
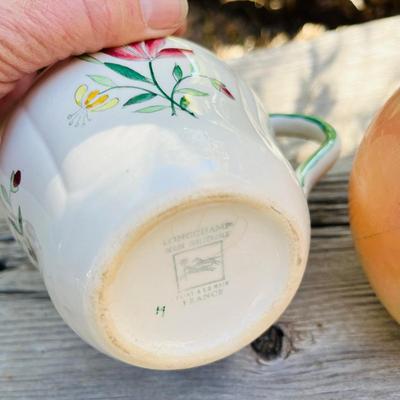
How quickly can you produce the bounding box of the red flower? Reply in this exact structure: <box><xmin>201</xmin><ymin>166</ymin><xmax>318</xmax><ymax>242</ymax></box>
<box><xmin>220</xmin><ymin>86</ymin><xmax>235</xmax><ymax>100</ymax></box>
<box><xmin>12</xmin><ymin>170</ymin><xmax>21</xmax><ymax>189</ymax></box>
<box><xmin>104</xmin><ymin>38</ymin><xmax>193</xmax><ymax>61</ymax></box>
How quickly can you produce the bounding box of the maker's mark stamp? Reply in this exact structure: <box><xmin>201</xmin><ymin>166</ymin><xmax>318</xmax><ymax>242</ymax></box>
<box><xmin>173</xmin><ymin>241</ymin><xmax>224</xmax><ymax>291</ymax></box>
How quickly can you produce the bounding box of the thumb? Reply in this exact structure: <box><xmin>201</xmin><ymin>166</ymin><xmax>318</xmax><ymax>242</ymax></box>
<box><xmin>0</xmin><ymin>0</ymin><xmax>188</xmax><ymax>98</ymax></box>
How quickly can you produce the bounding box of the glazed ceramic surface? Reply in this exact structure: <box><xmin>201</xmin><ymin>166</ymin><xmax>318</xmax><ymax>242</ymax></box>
<box><xmin>0</xmin><ymin>37</ymin><xmax>339</xmax><ymax>369</ymax></box>
<box><xmin>350</xmin><ymin>88</ymin><xmax>400</xmax><ymax>323</ymax></box>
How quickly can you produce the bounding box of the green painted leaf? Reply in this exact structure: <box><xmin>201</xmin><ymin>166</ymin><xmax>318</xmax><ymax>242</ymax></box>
<box><xmin>17</xmin><ymin>206</ymin><xmax>23</xmax><ymax>233</ymax></box>
<box><xmin>1</xmin><ymin>185</ymin><xmax>10</xmax><ymax>206</ymax></box>
<box><xmin>27</xmin><ymin>241</ymin><xmax>38</xmax><ymax>264</ymax></box>
<box><xmin>87</xmin><ymin>75</ymin><xmax>115</xmax><ymax>87</ymax></box>
<box><xmin>8</xmin><ymin>217</ymin><xmax>22</xmax><ymax>235</ymax></box>
<box><xmin>104</xmin><ymin>63</ymin><xmax>150</xmax><ymax>83</ymax></box>
<box><xmin>123</xmin><ymin>92</ymin><xmax>157</xmax><ymax>107</ymax></box>
<box><xmin>78</xmin><ymin>54</ymin><xmax>102</xmax><ymax>64</ymax></box>
<box><xmin>173</xmin><ymin>64</ymin><xmax>183</xmax><ymax>81</ymax></box>
<box><xmin>180</xmin><ymin>96</ymin><xmax>190</xmax><ymax>109</ymax></box>
<box><xmin>210</xmin><ymin>78</ymin><xmax>223</xmax><ymax>90</ymax></box>
<box><xmin>135</xmin><ymin>105</ymin><xmax>168</xmax><ymax>113</ymax></box>
<box><xmin>176</xmin><ymin>88</ymin><xmax>208</xmax><ymax>96</ymax></box>
<box><xmin>189</xmin><ymin>61</ymin><xmax>197</xmax><ymax>75</ymax></box>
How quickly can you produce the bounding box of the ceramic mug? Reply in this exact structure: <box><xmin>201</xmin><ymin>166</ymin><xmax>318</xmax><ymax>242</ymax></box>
<box><xmin>0</xmin><ymin>37</ymin><xmax>340</xmax><ymax>370</ymax></box>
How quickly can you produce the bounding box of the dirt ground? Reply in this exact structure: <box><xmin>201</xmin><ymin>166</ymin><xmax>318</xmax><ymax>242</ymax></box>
<box><xmin>185</xmin><ymin>0</ymin><xmax>400</xmax><ymax>58</ymax></box>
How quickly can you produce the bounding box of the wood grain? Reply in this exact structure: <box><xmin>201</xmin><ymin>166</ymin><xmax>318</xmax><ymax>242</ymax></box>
<box><xmin>1</xmin><ymin>16</ymin><xmax>400</xmax><ymax>400</ymax></box>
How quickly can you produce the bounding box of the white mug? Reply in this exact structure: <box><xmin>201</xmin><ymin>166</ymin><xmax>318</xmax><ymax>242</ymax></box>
<box><xmin>0</xmin><ymin>37</ymin><xmax>340</xmax><ymax>369</ymax></box>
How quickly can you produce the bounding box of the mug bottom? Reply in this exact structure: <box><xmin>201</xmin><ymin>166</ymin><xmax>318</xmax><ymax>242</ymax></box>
<box><xmin>94</xmin><ymin>194</ymin><xmax>305</xmax><ymax>369</ymax></box>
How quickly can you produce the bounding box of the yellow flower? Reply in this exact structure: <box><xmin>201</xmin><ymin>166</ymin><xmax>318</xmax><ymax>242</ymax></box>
<box><xmin>68</xmin><ymin>84</ymin><xmax>119</xmax><ymax>127</ymax></box>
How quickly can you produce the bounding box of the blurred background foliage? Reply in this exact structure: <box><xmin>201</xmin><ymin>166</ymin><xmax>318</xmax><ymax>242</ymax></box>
<box><xmin>185</xmin><ymin>0</ymin><xmax>400</xmax><ymax>58</ymax></box>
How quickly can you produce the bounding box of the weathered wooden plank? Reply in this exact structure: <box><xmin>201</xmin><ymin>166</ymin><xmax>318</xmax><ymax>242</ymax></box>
<box><xmin>230</xmin><ymin>15</ymin><xmax>400</xmax><ymax>175</ymax></box>
<box><xmin>0</xmin><ymin>15</ymin><xmax>400</xmax><ymax>400</ymax></box>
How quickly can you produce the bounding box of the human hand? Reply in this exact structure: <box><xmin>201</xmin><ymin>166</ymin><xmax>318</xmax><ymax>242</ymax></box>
<box><xmin>0</xmin><ymin>0</ymin><xmax>188</xmax><ymax>119</ymax></box>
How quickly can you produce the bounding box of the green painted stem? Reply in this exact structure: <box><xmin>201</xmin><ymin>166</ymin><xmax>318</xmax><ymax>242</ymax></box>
<box><xmin>101</xmin><ymin>61</ymin><xmax>199</xmax><ymax>117</ymax></box>
<box><xmin>170</xmin><ymin>75</ymin><xmax>193</xmax><ymax>113</ymax></box>
<box><xmin>100</xmin><ymin>86</ymin><xmax>157</xmax><ymax>95</ymax></box>
<box><xmin>149</xmin><ymin>60</ymin><xmax>177</xmax><ymax>115</ymax></box>
<box><xmin>149</xmin><ymin>60</ymin><xmax>195</xmax><ymax>117</ymax></box>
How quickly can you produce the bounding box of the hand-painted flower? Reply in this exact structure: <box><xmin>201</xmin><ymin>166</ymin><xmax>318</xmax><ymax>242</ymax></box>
<box><xmin>210</xmin><ymin>79</ymin><xmax>235</xmax><ymax>100</ymax></box>
<box><xmin>104</xmin><ymin>38</ymin><xmax>193</xmax><ymax>61</ymax></box>
<box><xmin>12</xmin><ymin>170</ymin><xmax>21</xmax><ymax>189</ymax></box>
<box><xmin>68</xmin><ymin>85</ymin><xmax>119</xmax><ymax>127</ymax></box>
<box><xmin>75</xmin><ymin>85</ymin><xmax>119</xmax><ymax>112</ymax></box>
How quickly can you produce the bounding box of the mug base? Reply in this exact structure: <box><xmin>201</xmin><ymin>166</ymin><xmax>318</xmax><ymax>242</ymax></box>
<box><xmin>94</xmin><ymin>194</ymin><xmax>305</xmax><ymax>369</ymax></box>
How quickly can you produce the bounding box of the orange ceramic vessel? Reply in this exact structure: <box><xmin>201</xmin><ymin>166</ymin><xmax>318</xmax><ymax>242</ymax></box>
<box><xmin>350</xmin><ymin>88</ymin><xmax>400</xmax><ymax>322</ymax></box>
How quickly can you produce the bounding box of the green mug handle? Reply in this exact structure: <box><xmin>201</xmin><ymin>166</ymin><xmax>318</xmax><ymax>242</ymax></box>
<box><xmin>269</xmin><ymin>113</ymin><xmax>340</xmax><ymax>196</ymax></box>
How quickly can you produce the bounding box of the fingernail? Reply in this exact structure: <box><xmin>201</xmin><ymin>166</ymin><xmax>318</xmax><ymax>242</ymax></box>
<box><xmin>140</xmin><ymin>0</ymin><xmax>188</xmax><ymax>30</ymax></box>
